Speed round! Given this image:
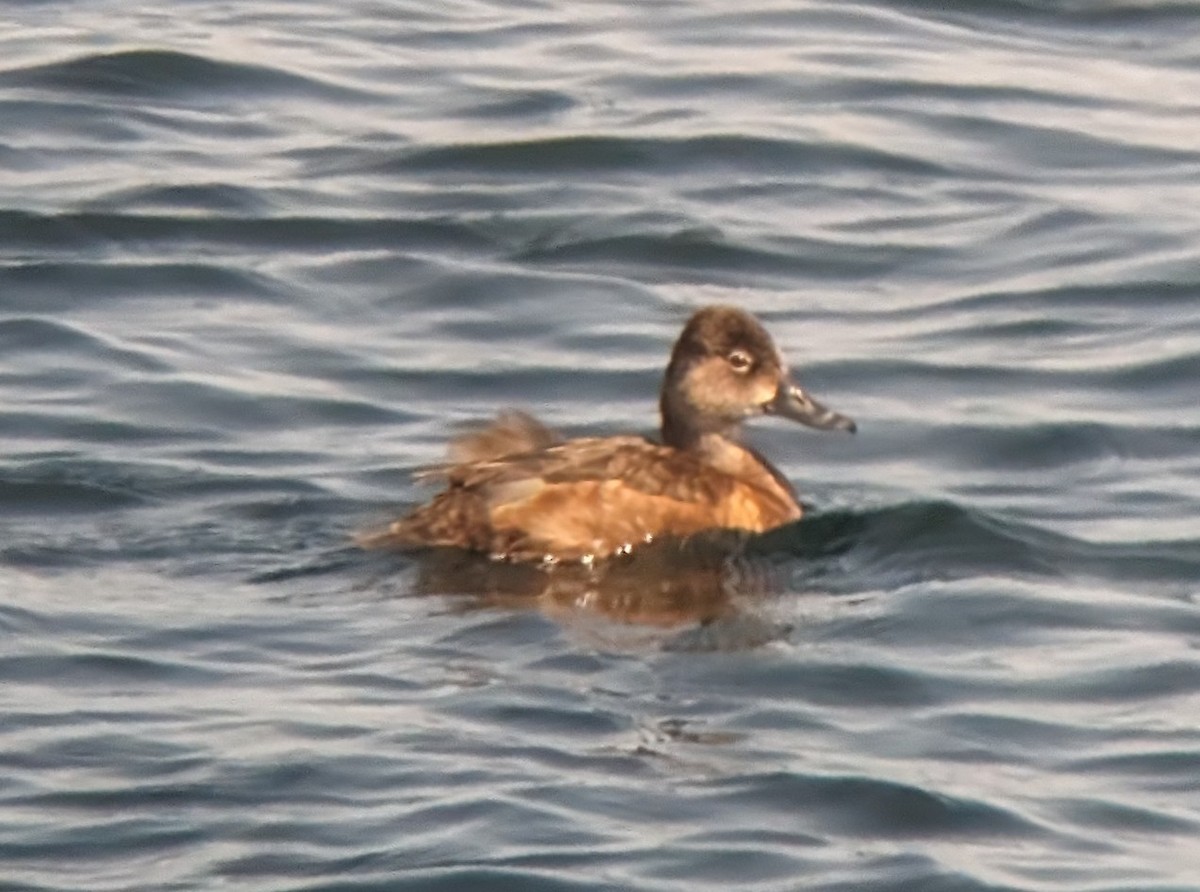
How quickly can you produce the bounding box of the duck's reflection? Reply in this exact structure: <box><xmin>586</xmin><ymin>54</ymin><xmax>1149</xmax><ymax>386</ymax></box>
<box><xmin>405</xmin><ymin>532</ymin><xmax>790</xmax><ymax>637</ymax></box>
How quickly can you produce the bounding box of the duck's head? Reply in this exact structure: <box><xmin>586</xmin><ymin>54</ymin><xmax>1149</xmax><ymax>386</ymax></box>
<box><xmin>660</xmin><ymin>305</ymin><xmax>855</xmax><ymax>446</ymax></box>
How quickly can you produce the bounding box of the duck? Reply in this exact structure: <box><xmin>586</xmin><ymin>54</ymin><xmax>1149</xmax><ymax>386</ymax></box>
<box><xmin>359</xmin><ymin>305</ymin><xmax>855</xmax><ymax>563</ymax></box>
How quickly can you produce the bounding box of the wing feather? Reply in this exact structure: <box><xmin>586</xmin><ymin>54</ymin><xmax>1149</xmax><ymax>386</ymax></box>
<box><xmin>437</xmin><ymin>435</ymin><xmax>733</xmax><ymax>507</ymax></box>
<box><xmin>367</xmin><ymin>411</ymin><xmax>788</xmax><ymax>560</ymax></box>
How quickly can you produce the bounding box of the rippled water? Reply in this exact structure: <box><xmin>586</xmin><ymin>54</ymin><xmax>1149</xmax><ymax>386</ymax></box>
<box><xmin>3</xmin><ymin>1</ymin><xmax>1200</xmax><ymax>889</ymax></box>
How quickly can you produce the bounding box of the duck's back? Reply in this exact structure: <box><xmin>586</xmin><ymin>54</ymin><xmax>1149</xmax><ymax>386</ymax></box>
<box><xmin>362</xmin><ymin>415</ymin><xmax>801</xmax><ymax>561</ymax></box>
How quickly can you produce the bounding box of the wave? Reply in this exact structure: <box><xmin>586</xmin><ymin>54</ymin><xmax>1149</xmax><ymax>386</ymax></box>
<box><xmin>0</xmin><ymin>210</ymin><xmax>494</xmax><ymax>256</ymax></box>
<box><xmin>0</xmin><ymin>49</ymin><xmax>369</xmax><ymax>102</ymax></box>
<box><xmin>383</xmin><ymin>133</ymin><xmax>949</xmax><ymax>178</ymax></box>
<box><xmin>754</xmin><ymin>500</ymin><xmax>1200</xmax><ymax>593</ymax></box>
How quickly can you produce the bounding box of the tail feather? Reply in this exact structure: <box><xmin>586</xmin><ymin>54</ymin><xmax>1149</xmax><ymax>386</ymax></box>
<box><xmin>358</xmin><ymin>410</ymin><xmax>561</xmax><ymax>556</ymax></box>
<box><xmin>357</xmin><ymin>488</ymin><xmax>492</xmax><ymax>552</ymax></box>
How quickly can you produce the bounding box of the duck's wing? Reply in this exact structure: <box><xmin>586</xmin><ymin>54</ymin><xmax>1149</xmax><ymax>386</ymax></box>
<box><xmin>436</xmin><ymin>435</ymin><xmax>727</xmax><ymax>503</ymax></box>
<box><xmin>447</xmin><ymin>436</ymin><xmax>757</xmax><ymax>553</ymax></box>
<box><xmin>416</xmin><ymin>412</ymin><xmax>708</xmax><ymax>499</ymax></box>
<box><xmin>369</xmin><ymin>432</ymin><xmax>788</xmax><ymax>560</ymax></box>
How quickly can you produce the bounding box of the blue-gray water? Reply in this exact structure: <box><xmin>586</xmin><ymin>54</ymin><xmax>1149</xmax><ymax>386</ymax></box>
<box><xmin>3</xmin><ymin>1</ymin><xmax>1200</xmax><ymax>890</ymax></box>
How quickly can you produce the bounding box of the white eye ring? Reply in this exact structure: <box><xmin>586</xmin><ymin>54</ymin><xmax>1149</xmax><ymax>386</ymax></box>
<box><xmin>728</xmin><ymin>350</ymin><xmax>753</xmax><ymax>373</ymax></box>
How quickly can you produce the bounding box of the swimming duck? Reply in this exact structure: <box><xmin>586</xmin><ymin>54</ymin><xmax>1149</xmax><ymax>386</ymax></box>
<box><xmin>361</xmin><ymin>305</ymin><xmax>855</xmax><ymax>562</ymax></box>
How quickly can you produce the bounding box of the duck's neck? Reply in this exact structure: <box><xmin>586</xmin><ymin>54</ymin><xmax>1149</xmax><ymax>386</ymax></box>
<box><xmin>660</xmin><ymin>398</ymin><xmax>746</xmax><ymax>474</ymax></box>
<box><xmin>661</xmin><ymin>396</ymin><xmax>799</xmax><ymax>515</ymax></box>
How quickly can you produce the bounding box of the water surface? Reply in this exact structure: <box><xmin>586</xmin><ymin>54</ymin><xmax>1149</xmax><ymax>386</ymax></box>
<box><xmin>2</xmin><ymin>1</ymin><xmax>1199</xmax><ymax>890</ymax></box>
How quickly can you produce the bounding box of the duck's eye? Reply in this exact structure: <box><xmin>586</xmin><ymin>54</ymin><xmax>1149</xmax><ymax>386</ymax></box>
<box><xmin>727</xmin><ymin>350</ymin><xmax>753</xmax><ymax>373</ymax></box>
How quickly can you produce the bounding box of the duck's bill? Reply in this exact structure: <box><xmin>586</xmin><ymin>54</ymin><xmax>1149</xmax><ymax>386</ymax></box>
<box><xmin>766</xmin><ymin>383</ymin><xmax>856</xmax><ymax>433</ymax></box>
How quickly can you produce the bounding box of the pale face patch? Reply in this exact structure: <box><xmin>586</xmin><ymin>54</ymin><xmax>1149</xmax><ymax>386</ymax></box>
<box><xmin>675</xmin><ymin>353</ymin><xmax>783</xmax><ymax>428</ymax></box>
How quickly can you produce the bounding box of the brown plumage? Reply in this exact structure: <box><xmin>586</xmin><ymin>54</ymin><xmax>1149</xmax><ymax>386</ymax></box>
<box><xmin>360</xmin><ymin>305</ymin><xmax>855</xmax><ymax>562</ymax></box>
